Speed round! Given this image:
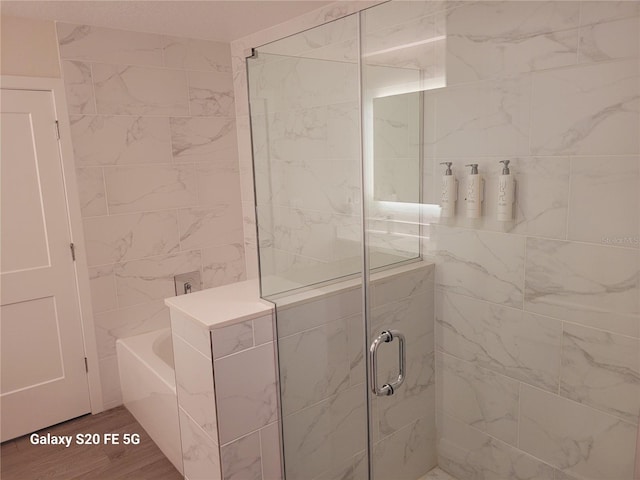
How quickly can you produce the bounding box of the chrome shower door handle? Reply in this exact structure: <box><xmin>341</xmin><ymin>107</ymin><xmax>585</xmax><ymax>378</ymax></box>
<box><xmin>369</xmin><ymin>329</ymin><xmax>406</xmax><ymax>396</ymax></box>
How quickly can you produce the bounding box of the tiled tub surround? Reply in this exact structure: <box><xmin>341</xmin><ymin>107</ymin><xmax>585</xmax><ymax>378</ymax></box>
<box><xmin>166</xmin><ymin>281</ymin><xmax>280</xmax><ymax>480</ymax></box>
<box><xmin>166</xmin><ymin>260</ymin><xmax>435</xmax><ymax>480</ymax></box>
<box><xmin>421</xmin><ymin>2</ymin><xmax>640</xmax><ymax>480</ymax></box>
<box><xmin>57</xmin><ymin>23</ymin><xmax>245</xmax><ymax>408</ymax></box>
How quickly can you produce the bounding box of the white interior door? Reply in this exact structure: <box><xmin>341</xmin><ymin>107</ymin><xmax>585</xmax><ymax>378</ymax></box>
<box><xmin>1</xmin><ymin>88</ymin><xmax>91</xmax><ymax>441</ymax></box>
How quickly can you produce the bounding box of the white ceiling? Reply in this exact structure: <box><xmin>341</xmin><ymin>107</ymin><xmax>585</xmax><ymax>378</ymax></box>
<box><xmin>0</xmin><ymin>0</ymin><xmax>333</xmax><ymax>42</ymax></box>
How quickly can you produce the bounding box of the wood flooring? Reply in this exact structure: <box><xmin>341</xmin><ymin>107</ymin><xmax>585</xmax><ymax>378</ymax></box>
<box><xmin>0</xmin><ymin>406</ymin><xmax>182</xmax><ymax>480</ymax></box>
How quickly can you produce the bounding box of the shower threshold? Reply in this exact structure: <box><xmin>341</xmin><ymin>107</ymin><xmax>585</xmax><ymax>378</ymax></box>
<box><xmin>419</xmin><ymin>467</ymin><xmax>458</xmax><ymax>480</ymax></box>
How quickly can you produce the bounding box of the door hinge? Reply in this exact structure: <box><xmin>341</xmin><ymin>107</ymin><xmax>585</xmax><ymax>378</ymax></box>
<box><xmin>84</xmin><ymin>357</ymin><xmax>88</xmax><ymax>372</ymax></box>
<box><xmin>55</xmin><ymin>120</ymin><xmax>61</xmax><ymax>140</ymax></box>
<box><xmin>70</xmin><ymin>242</ymin><xmax>76</xmax><ymax>261</ymax></box>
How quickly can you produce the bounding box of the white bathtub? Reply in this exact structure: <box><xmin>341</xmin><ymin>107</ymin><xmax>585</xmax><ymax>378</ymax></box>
<box><xmin>116</xmin><ymin>329</ymin><xmax>183</xmax><ymax>474</ymax></box>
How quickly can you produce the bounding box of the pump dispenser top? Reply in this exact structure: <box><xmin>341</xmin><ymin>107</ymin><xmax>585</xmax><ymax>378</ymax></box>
<box><xmin>440</xmin><ymin>162</ymin><xmax>453</xmax><ymax>175</ymax></box>
<box><xmin>466</xmin><ymin>164</ymin><xmax>479</xmax><ymax>174</ymax></box>
<box><xmin>500</xmin><ymin>160</ymin><xmax>511</xmax><ymax>175</ymax></box>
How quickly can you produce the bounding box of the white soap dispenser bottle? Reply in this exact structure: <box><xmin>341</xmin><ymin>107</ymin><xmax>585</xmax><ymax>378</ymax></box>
<box><xmin>439</xmin><ymin>162</ymin><xmax>457</xmax><ymax>218</ymax></box>
<box><xmin>464</xmin><ymin>163</ymin><xmax>484</xmax><ymax>219</ymax></box>
<box><xmin>497</xmin><ymin>160</ymin><xmax>515</xmax><ymax>221</ymax></box>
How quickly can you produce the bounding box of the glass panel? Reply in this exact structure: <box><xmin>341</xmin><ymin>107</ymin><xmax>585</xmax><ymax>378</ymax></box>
<box><xmin>360</xmin><ymin>2</ymin><xmax>443</xmax><ymax>479</ymax></box>
<box><xmin>248</xmin><ymin>13</ymin><xmax>370</xmax><ymax>480</ymax></box>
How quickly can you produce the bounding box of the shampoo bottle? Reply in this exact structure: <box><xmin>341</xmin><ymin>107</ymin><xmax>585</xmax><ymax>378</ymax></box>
<box><xmin>497</xmin><ymin>160</ymin><xmax>515</xmax><ymax>221</ymax></box>
<box><xmin>464</xmin><ymin>163</ymin><xmax>483</xmax><ymax>219</ymax></box>
<box><xmin>439</xmin><ymin>162</ymin><xmax>457</xmax><ymax>218</ymax></box>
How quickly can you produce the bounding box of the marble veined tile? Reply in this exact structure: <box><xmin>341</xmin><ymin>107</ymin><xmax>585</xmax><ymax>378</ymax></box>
<box><xmin>438</xmin><ymin>413</ymin><xmax>555</xmax><ymax>480</ymax></box>
<box><xmin>114</xmin><ymin>250</ymin><xmax>201</xmax><ymax>308</ymax></box>
<box><xmin>211</xmin><ymin>320</ymin><xmax>253</xmax><ymax>359</ymax></box>
<box><xmin>88</xmin><ymin>265</ymin><xmax>117</xmax><ymax>314</ymax></box>
<box><xmin>94</xmin><ymin>300</ymin><xmax>170</xmax><ymax>359</ymax></box>
<box><xmin>196</xmin><ymin>164</ymin><xmax>242</xmax><ymax>208</ymax></box>
<box><xmin>428</xmin><ymin>226</ymin><xmax>525</xmax><ymax>308</ymax></box>
<box><xmin>568</xmin><ymin>156</ymin><xmax>639</xmax><ymax>247</ymax></box>
<box><xmin>188</xmin><ymin>70</ymin><xmax>235</xmax><ymax>117</ymax></box>
<box><xmin>61</xmin><ymin>60</ymin><xmax>95</xmax><ymax>114</ymax></box>
<box><xmin>173</xmin><ymin>335</ymin><xmax>217</xmax><ymax>439</ymax></box>
<box><xmin>171</xmin><ymin>117</ymin><xmax>238</xmax><ymax>165</ymax></box>
<box><xmin>373</xmin><ymin>416</ymin><xmax>437</xmax><ymax>480</ymax></box>
<box><xmin>560</xmin><ymin>323</ymin><xmax>640</xmax><ymax>425</ymax></box>
<box><xmin>201</xmin><ymin>244</ymin><xmax>246</xmax><ymax>289</ymax></box>
<box><xmin>220</xmin><ymin>431</ymin><xmax>262</xmax><ymax>480</ymax></box>
<box><xmin>178</xmin><ymin>408</ymin><xmax>222</xmax><ymax>480</ymax></box>
<box><xmin>70</xmin><ymin>115</ymin><xmax>171</xmax><ymax>166</ymax></box>
<box><xmin>519</xmin><ymin>384</ymin><xmax>636</xmax><ymax>480</ymax></box>
<box><xmin>283</xmin><ymin>386</ymin><xmax>366</xmax><ymax>480</ymax></box>
<box><xmin>92</xmin><ymin>63</ymin><xmax>189</xmax><ymax>115</ymax></box>
<box><xmin>446</xmin><ymin>1</ymin><xmax>579</xmax><ymax>84</ymax></box>
<box><xmin>424</xmin><ymin>74</ymin><xmax>531</xmax><ymax>157</ymax></box>
<box><xmin>83</xmin><ymin>211</ymin><xmax>180</xmax><ymax>266</ymax></box>
<box><xmin>57</xmin><ymin>23</ymin><xmax>167</xmax><ymax>66</ymax></box>
<box><xmin>437</xmin><ymin>352</ymin><xmax>519</xmax><ymax>446</ymax></box>
<box><xmin>436</xmin><ymin>290</ymin><xmax>562</xmax><ymax>392</ymax></box>
<box><xmin>75</xmin><ymin>167</ymin><xmax>107</xmax><ymax>217</ymax></box>
<box><xmin>530</xmin><ymin>58</ymin><xmax>639</xmax><ymax>155</ymax></box>
<box><xmin>524</xmin><ymin>238</ymin><xmax>640</xmax><ymax>338</ymax></box>
<box><xmin>177</xmin><ymin>204</ymin><xmax>243</xmax><ymax>251</ymax></box>
<box><xmin>163</xmin><ymin>38</ymin><xmax>231</xmax><ymax>72</ymax></box>
<box><xmin>104</xmin><ymin>165</ymin><xmax>198</xmax><ymax>214</ymax></box>
<box><xmin>214</xmin><ymin>343</ymin><xmax>278</xmax><ymax>444</ymax></box>
<box><xmin>418</xmin><ymin>467</ymin><xmax>457</xmax><ymax>480</ymax></box>
<box><xmin>279</xmin><ymin>319</ymin><xmax>350</xmax><ymax>415</ymax></box>
<box><xmin>579</xmin><ymin>13</ymin><xmax>639</xmax><ymax>64</ymax></box>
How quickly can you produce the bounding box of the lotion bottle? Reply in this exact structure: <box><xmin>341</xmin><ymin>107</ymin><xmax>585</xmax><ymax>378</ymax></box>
<box><xmin>464</xmin><ymin>163</ymin><xmax>483</xmax><ymax>218</ymax></box>
<box><xmin>497</xmin><ymin>160</ymin><xmax>515</xmax><ymax>221</ymax></box>
<box><xmin>439</xmin><ymin>162</ymin><xmax>457</xmax><ymax>218</ymax></box>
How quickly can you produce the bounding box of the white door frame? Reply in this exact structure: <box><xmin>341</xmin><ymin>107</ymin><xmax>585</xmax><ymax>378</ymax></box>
<box><xmin>1</xmin><ymin>74</ymin><xmax>104</xmax><ymax>414</ymax></box>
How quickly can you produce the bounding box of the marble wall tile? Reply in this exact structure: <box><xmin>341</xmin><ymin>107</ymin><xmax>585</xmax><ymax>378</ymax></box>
<box><xmin>61</xmin><ymin>60</ymin><xmax>96</xmax><ymax>114</ymax></box>
<box><xmin>211</xmin><ymin>320</ymin><xmax>253</xmax><ymax>359</ymax></box>
<box><xmin>578</xmin><ymin>1</ymin><xmax>640</xmax><ymax>63</ymax></box>
<box><xmin>173</xmin><ymin>335</ymin><xmax>217</xmax><ymax>439</ymax></box>
<box><xmin>164</xmin><ymin>38</ymin><xmax>232</xmax><ymax>72</ymax></box>
<box><xmin>568</xmin><ymin>156</ymin><xmax>639</xmax><ymax>247</ymax></box>
<box><xmin>75</xmin><ymin>167</ymin><xmax>107</xmax><ymax>217</ymax></box>
<box><xmin>253</xmin><ymin>314</ymin><xmax>274</xmax><ymax>346</ymax></box>
<box><xmin>104</xmin><ymin>165</ymin><xmax>198</xmax><ymax>214</ymax></box>
<box><xmin>178</xmin><ymin>204</ymin><xmax>244</xmax><ymax>251</ymax></box>
<box><xmin>170</xmin><ymin>117</ymin><xmax>238</xmax><ymax>165</ymax></box>
<box><xmin>424</xmin><ymin>74</ymin><xmax>531</xmax><ymax>157</ymax></box>
<box><xmin>98</xmin><ymin>355</ymin><xmax>123</xmax><ymax>409</ymax></box>
<box><xmin>214</xmin><ymin>343</ymin><xmax>278</xmax><ymax>444</ymax></box>
<box><xmin>202</xmin><ymin>244</ymin><xmax>246</xmax><ymax>289</ymax></box>
<box><xmin>92</xmin><ymin>63</ymin><xmax>189</xmax><ymax>115</ymax></box>
<box><xmin>57</xmin><ymin>23</ymin><xmax>168</xmax><ymax>66</ymax></box>
<box><xmin>171</xmin><ymin>309</ymin><xmax>212</xmax><ymax>358</ymax></box>
<box><xmin>188</xmin><ymin>70</ymin><xmax>235</xmax><ymax>117</ymax></box>
<box><xmin>221</xmin><ymin>432</ymin><xmax>262</xmax><ymax>480</ymax></box>
<box><xmin>436</xmin><ymin>290</ymin><xmax>562</xmax><ymax>392</ymax></box>
<box><xmin>524</xmin><ymin>238</ymin><xmax>640</xmax><ymax>338</ymax></box>
<box><xmin>279</xmin><ymin>319</ymin><xmax>350</xmax><ymax>415</ymax></box>
<box><xmin>179</xmin><ymin>408</ymin><xmax>222</xmax><ymax>480</ymax></box>
<box><xmin>196</xmin><ymin>164</ymin><xmax>242</xmax><ymax>208</ymax></box>
<box><xmin>83</xmin><ymin>211</ymin><xmax>180</xmax><ymax>266</ymax></box>
<box><xmin>371</xmin><ymin>264</ymin><xmax>433</xmax><ymax>307</ymax></box>
<box><xmin>347</xmin><ymin>314</ymin><xmax>366</xmax><ymax>387</ymax></box>
<box><xmin>114</xmin><ymin>250</ymin><xmax>201</xmax><ymax>308</ymax></box>
<box><xmin>445</xmin><ymin>2</ymin><xmax>579</xmax><ymax>84</ymax></box>
<box><xmin>314</xmin><ymin>451</ymin><xmax>366</xmax><ymax>480</ymax></box>
<box><xmin>283</xmin><ymin>386</ymin><xmax>366</xmax><ymax>480</ymax></box>
<box><xmin>437</xmin><ymin>352</ymin><xmax>519</xmax><ymax>445</ymax></box>
<box><xmin>276</xmin><ymin>287</ymin><xmax>362</xmax><ymax>337</ymax></box>
<box><xmin>428</xmin><ymin>226</ymin><xmax>525</xmax><ymax>308</ymax></box>
<box><xmin>88</xmin><ymin>265</ymin><xmax>118</xmax><ymax>314</ymax></box>
<box><xmin>519</xmin><ymin>384</ymin><xmax>637</xmax><ymax>480</ymax></box>
<box><xmin>260</xmin><ymin>422</ymin><xmax>283</xmax><ymax>480</ymax></box>
<box><xmin>373</xmin><ymin>416</ymin><xmax>437</xmax><ymax>480</ymax></box>
<box><xmin>560</xmin><ymin>323</ymin><xmax>640</xmax><ymax>425</ymax></box>
<box><xmin>94</xmin><ymin>300</ymin><xmax>170</xmax><ymax>358</ymax></box>
<box><xmin>437</xmin><ymin>413</ymin><xmax>555</xmax><ymax>480</ymax></box>
<box><xmin>530</xmin><ymin>58</ymin><xmax>640</xmax><ymax>155</ymax></box>
<box><xmin>70</xmin><ymin>115</ymin><xmax>172</xmax><ymax>166</ymax></box>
